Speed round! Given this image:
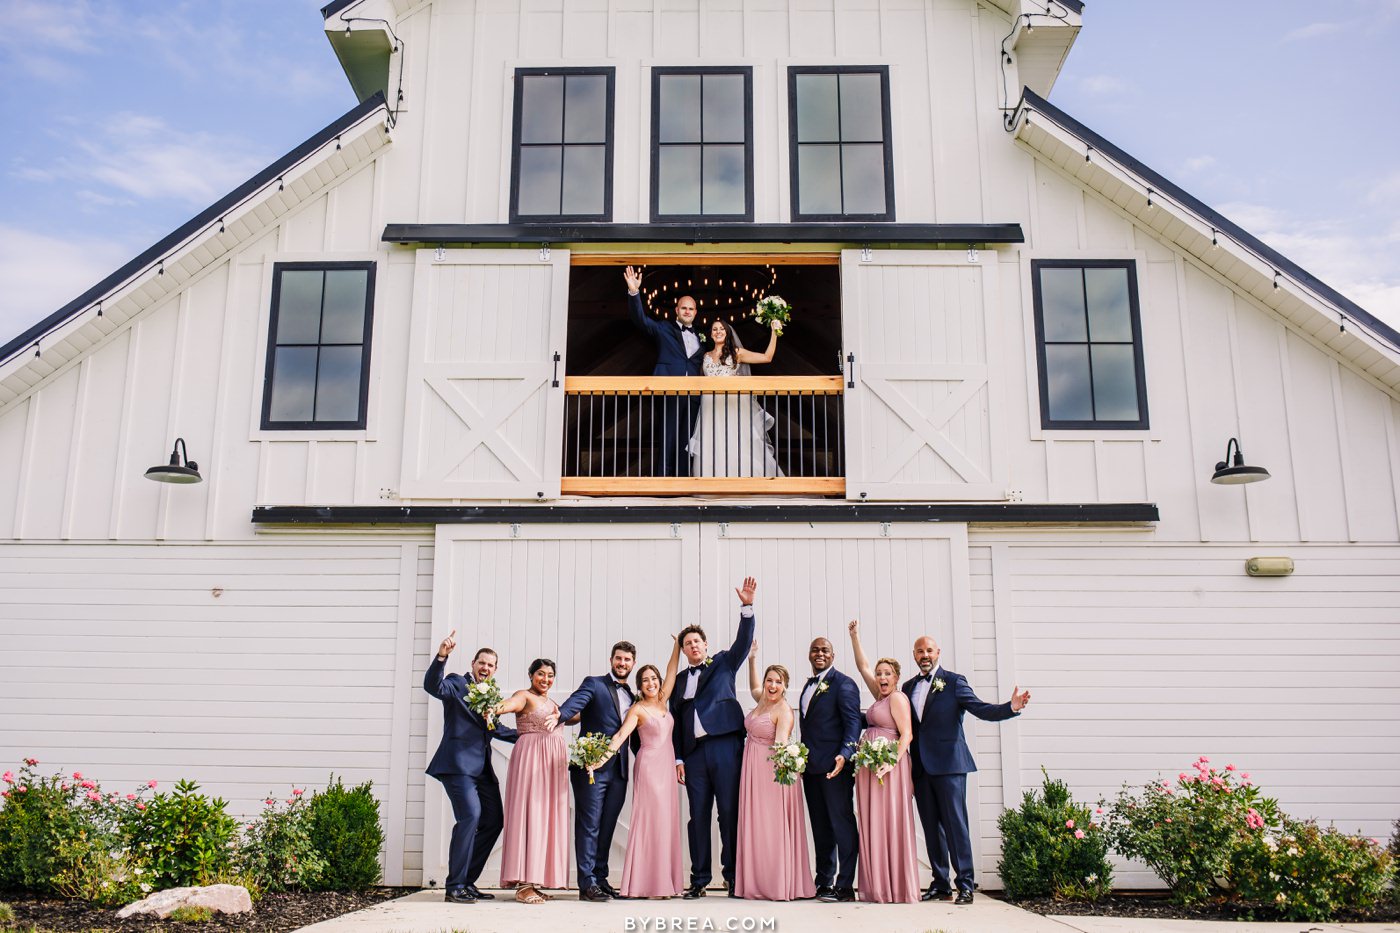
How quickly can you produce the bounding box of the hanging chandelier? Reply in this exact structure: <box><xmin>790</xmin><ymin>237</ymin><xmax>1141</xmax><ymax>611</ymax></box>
<box><xmin>642</xmin><ymin>265</ymin><xmax>778</xmax><ymax>323</ymax></box>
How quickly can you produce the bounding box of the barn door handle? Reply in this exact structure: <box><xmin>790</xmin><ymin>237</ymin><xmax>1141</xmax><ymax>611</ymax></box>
<box><xmin>551</xmin><ymin>351</ymin><xmax>561</xmax><ymax>388</ymax></box>
<box><xmin>845</xmin><ymin>352</ymin><xmax>856</xmax><ymax>389</ymax></box>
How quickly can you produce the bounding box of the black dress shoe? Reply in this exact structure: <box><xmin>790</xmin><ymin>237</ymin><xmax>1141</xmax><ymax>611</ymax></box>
<box><xmin>581</xmin><ymin>884</ymin><xmax>611</xmax><ymax>902</ymax></box>
<box><xmin>954</xmin><ymin>889</ymin><xmax>974</xmax><ymax>905</ymax></box>
<box><xmin>682</xmin><ymin>883</ymin><xmax>707</xmax><ymax>899</ymax></box>
<box><xmin>464</xmin><ymin>884</ymin><xmax>494</xmax><ymax>900</ymax></box>
<box><xmin>833</xmin><ymin>886</ymin><xmax>856</xmax><ymax>902</ymax></box>
<box><xmin>921</xmin><ymin>885</ymin><xmax>953</xmax><ymax>902</ymax></box>
<box><xmin>444</xmin><ymin>888</ymin><xmax>476</xmax><ymax>904</ymax></box>
<box><xmin>598</xmin><ymin>881</ymin><xmax>623</xmax><ymax>900</ymax></box>
<box><xmin>814</xmin><ymin>884</ymin><xmax>834</xmax><ymax>900</ymax></box>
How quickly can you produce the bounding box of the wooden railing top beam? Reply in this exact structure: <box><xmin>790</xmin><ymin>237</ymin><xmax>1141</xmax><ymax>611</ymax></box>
<box><xmin>564</xmin><ymin>375</ymin><xmax>844</xmax><ymax>394</ymax></box>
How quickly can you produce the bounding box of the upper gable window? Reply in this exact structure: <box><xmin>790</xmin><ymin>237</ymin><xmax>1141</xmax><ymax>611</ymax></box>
<box><xmin>1031</xmin><ymin>260</ymin><xmax>1149</xmax><ymax>430</ymax></box>
<box><xmin>510</xmin><ymin>68</ymin><xmax>615</xmax><ymax>222</ymax></box>
<box><xmin>787</xmin><ymin>66</ymin><xmax>894</xmax><ymax>221</ymax></box>
<box><xmin>650</xmin><ymin>67</ymin><xmax>753</xmax><ymax>221</ymax></box>
<box><xmin>261</xmin><ymin>262</ymin><xmax>375</xmax><ymax>430</ymax></box>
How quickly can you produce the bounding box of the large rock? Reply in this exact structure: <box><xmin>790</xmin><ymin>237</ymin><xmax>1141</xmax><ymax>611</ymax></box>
<box><xmin>116</xmin><ymin>884</ymin><xmax>253</xmax><ymax>919</ymax></box>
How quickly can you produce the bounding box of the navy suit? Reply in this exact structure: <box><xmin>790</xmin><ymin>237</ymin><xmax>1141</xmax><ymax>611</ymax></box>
<box><xmin>424</xmin><ymin>657</ymin><xmax>518</xmax><ymax>891</ymax></box>
<box><xmin>797</xmin><ymin>668</ymin><xmax>863</xmax><ymax>890</ymax></box>
<box><xmin>627</xmin><ymin>291</ymin><xmax>703</xmax><ymax>476</ymax></box>
<box><xmin>901</xmin><ymin>668</ymin><xmax>1018</xmax><ymax>894</ymax></box>
<box><xmin>558</xmin><ymin>673</ymin><xmax>639</xmax><ymax>889</ymax></box>
<box><xmin>668</xmin><ymin>608</ymin><xmax>755</xmax><ymax>888</ymax></box>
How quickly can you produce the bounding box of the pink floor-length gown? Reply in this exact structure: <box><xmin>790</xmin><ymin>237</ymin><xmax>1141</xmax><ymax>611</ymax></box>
<box><xmin>734</xmin><ymin>707</ymin><xmax>816</xmax><ymax>901</ymax></box>
<box><xmin>621</xmin><ymin>709</ymin><xmax>685</xmax><ymax>897</ymax></box>
<box><xmin>855</xmin><ymin>695</ymin><xmax>919</xmax><ymax>903</ymax></box>
<box><xmin>500</xmin><ymin>698</ymin><xmax>570</xmax><ymax>889</ymax></box>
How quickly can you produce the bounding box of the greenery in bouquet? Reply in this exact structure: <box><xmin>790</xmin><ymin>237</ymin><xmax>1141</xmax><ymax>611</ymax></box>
<box><xmin>768</xmin><ymin>742</ymin><xmax>808</xmax><ymax>786</ymax></box>
<box><xmin>753</xmin><ymin>295</ymin><xmax>792</xmax><ymax>333</ymax></box>
<box><xmin>850</xmin><ymin>735</ymin><xmax>899</xmax><ymax>785</ymax></box>
<box><xmin>466</xmin><ymin>678</ymin><xmax>504</xmax><ymax>729</ymax></box>
<box><xmin>569</xmin><ymin>733</ymin><xmax>613</xmax><ymax>784</ymax></box>
<box><xmin>997</xmin><ymin>769</ymin><xmax>1112</xmax><ymax>901</ymax></box>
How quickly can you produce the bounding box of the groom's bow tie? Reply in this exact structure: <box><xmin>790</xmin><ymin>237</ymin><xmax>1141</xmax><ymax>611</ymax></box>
<box><xmin>679</xmin><ymin>324</ymin><xmax>695</xmax><ymax>333</ymax></box>
<box><xmin>686</xmin><ymin>665</ymin><xmax>704</xmax><ymax>675</ymax></box>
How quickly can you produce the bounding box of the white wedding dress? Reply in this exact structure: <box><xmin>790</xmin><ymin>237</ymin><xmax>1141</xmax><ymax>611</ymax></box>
<box><xmin>687</xmin><ymin>353</ymin><xmax>784</xmax><ymax>477</ymax></box>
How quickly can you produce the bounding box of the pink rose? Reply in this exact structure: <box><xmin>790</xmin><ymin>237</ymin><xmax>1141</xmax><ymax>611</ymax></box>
<box><xmin>1</xmin><ymin>791</ymin><xmax>8</xmax><ymax>799</ymax></box>
<box><xmin>2</xmin><ymin>771</ymin><xmax>13</xmax><ymax>784</ymax></box>
<box><xmin>1177</xmin><ymin>772</ymin><xmax>1188</xmax><ymax>782</ymax></box>
<box><xmin>1245</xmin><ymin>809</ymin><xmax>1264</xmax><ymax>829</ymax></box>
<box><xmin>61</xmin><ymin>782</ymin><xmax>69</xmax><ymax>790</ymax></box>
<box><xmin>1165</xmin><ymin>817</ymin><xmax>1172</xmax><ymax>823</ymax></box>
<box><xmin>24</xmin><ymin>758</ymin><xmax>37</xmax><ymax>766</ymax></box>
<box><xmin>16</xmin><ymin>786</ymin><xmax>27</xmax><ymax>793</ymax></box>
<box><xmin>1065</xmin><ymin>819</ymin><xmax>1075</xmax><ymax>829</ymax></box>
<box><xmin>1095</xmin><ymin>808</ymin><xmax>1103</xmax><ymax>815</ymax></box>
<box><xmin>1241</xmin><ymin>772</ymin><xmax>1250</xmax><ymax>780</ymax></box>
<box><xmin>86</xmin><ymin>790</ymin><xmax>101</xmax><ymax>801</ymax></box>
<box><xmin>286</xmin><ymin>799</ymin><xmax>295</xmax><ymax>805</ymax></box>
<box><xmin>292</xmin><ymin>788</ymin><xmax>304</xmax><ymax>796</ymax></box>
<box><xmin>147</xmin><ymin>780</ymin><xmax>158</xmax><ymax>789</ymax></box>
<box><xmin>1198</xmin><ymin>756</ymin><xmax>1209</xmax><ymax>764</ymax></box>
<box><xmin>1074</xmin><ymin>829</ymin><xmax>1086</xmax><ymax>839</ymax></box>
<box><xmin>265</xmin><ymin>798</ymin><xmax>275</xmax><ymax>806</ymax></box>
<box><xmin>80</xmin><ymin>780</ymin><xmax>96</xmax><ymax>789</ymax></box>
<box><xmin>136</xmin><ymin>803</ymin><xmax>146</xmax><ymax>810</ymax></box>
<box><xmin>1225</xmin><ymin>763</ymin><xmax>1236</xmax><ymax>771</ymax></box>
<box><xmin>126</xmin><ymin>793</ymin><xmax>136</xmax><ymax>801</ymax></box>
<box><xmin>72</xmin><ymin>771</ymin><xmax>83</xmax><ymax>780</ymax></box>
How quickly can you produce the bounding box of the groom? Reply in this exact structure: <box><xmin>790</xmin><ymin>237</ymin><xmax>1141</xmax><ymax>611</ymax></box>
<box><xmin>902</xmin><ymin>635</ymin><xmax>1030</xmax><ymax>905</ymax></box>
<box><xmin>670</xmin><ymin>576</ymin><xmax>758</xmax><ymax>897</ymax></box>
<box><xmin>624</xmin><ymin>265</ymin><xmax>703</xmax><ymax>477</ymax></box>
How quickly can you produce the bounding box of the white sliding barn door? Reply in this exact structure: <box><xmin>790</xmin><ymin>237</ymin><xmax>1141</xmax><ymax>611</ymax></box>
<box><xmin>841</xmin><ymin>249</ymin><xmax>1006</xmax><ymax>500</ymax></box>
<box><xmin>401</xmin><ymin>250</ymin><xmax>569</xmax><ymax>499</ymax></box>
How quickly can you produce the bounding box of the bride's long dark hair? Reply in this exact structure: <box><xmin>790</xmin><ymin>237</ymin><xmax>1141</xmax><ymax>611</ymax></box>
<box><xmin>713</xmin><ymin>320</ymin><xmax>740</xmax><ymax>367</ymax></box>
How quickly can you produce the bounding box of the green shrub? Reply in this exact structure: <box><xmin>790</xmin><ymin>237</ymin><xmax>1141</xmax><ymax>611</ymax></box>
<box><xmin>168</xmin><ymin>905</ymin><xmax>214</xmax><ymax>923</ymax></box>
<box><xmin>123</xmin><ymin>780</ymin><xmax>237</xmax><ymax>889</ymax></box>
<box><xmin>1390</xmin><ymin>818</ymin><xmax>1400</xmax><ymax>903</ymax></box>
<box><xmin>997</xmin><ymin>769</ymin><xmax>1112</xmax><ymax>900</ymax></box>
<box><xmin>1232</xmin><ymin>819</ymin><xmax>1393</xmax><ymax>921</ymax></box>
<box><xmin>237</xmin><ymin>788</ymin><xmax>324</xmax><ymax>893</ymax></box>
<box><xmin>0</xmin><ymin>901</ymin><xmax>15</xmax><ymax>923</ymax></box>
<box><xmin>1101</xmin><ymin>757</ymin><xmax>1282</xmax><ymax>905</ymax></box>
<box><xmin>307</xmin><ymin>776</ymin><xmax>384</xmax><ymax>891</ymax></box>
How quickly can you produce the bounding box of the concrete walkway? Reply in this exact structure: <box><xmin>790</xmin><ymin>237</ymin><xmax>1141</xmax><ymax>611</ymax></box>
<box><xmin>295</xmin><ymin>889</ymin><xmax>1400</xmax><ymax>933</ymax></box>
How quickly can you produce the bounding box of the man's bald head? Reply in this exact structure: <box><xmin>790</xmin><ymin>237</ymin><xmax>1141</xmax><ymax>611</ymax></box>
<box><xmin>913</xmin><ymin>635</ymin><xmax>940</xmax><ymax>674</ymax></box>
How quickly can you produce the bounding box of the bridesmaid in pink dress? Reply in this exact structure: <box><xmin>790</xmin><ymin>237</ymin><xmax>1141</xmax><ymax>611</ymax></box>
<box><xmin>848</xmin><ymin>620</ymin><xmax>919</xmax><ymax>903</ymax></box>
<box><xmin>734</xmin><ymin>641</ymin><xmax>816</xmax><ymax>900</ymax></box>
<box><xmin>495</xmin><ymin>658</ymin><xmax>569</xmax><ymax>904</ymax></box>
<box><xmin>592</xmin><ymin>636</ymin><xmax>683</xmax><ymax>898</ymax></box>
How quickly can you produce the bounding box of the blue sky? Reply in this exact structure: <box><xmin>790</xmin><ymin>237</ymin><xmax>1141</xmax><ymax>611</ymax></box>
<box><xmin>2</xmin><ymin>0</ymin><xmax>1398</xmax><ymax>346</ymax></box>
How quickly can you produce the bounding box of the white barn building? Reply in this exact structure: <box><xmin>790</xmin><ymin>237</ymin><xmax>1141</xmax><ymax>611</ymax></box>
<box><xmin>2</xmin><ymin>0</ymin><xmax>1397</xmax><ymax>889</ymax></box>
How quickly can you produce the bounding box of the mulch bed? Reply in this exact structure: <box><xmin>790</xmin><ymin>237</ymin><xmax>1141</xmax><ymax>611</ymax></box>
<box><xmin>1</xmin><ymin>887</ymin><xmax>413</xmax><ymax>933</ymax></box>
<box><xmin>997</xmin><ymin>891</ymin><xmax>1400</xmax><ymax>924</ymax></box>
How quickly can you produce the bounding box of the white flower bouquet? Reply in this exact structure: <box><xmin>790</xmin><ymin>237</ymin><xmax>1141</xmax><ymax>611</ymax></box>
<box><xmin>753</xmin><ymin>295</ymin><xmax>792</xmax><ymax>334</ymax></box>
<box><xmin>851</xmin><ymin>735</ymin><xmax>900</xmax><ymax>785</ymax></box>
<box><xmin>569</xmin><ymin>732</ymin><xmax>614</xmax><ymax>784</ymax></box>
<box><xmin>769</xmin><ymin>741</ymin><xmax>809</xmax><ymax>786</ymax></box>
<box><xmin>467</xmin><ymin>678</ymin><xmax>503</xmax><ymax>729</ymax></box>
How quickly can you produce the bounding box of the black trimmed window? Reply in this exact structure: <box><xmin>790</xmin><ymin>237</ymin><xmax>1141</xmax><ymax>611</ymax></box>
<box><xmin>650</xmin><ymin>67</ymin><xmax>753</xmax><ymax>221</ymax></box>
<box><xmin>510</xmin><ymin>68</ymin><xmax>615</xmax><ymax>222</ymax></box>
<box><xmin>1031</xmin><ymin>260</ymin><xmax>1149</xmax><ymax>429</ymax></box>
<box><xmin>261</xmin><ymin>262</ymin><xmax>375</xmax><ymax>430</ymax></box>
<box><xmin>787</xmin><ymin>66</ymin><xmax>894</xmax><ymax>221</ymax></box>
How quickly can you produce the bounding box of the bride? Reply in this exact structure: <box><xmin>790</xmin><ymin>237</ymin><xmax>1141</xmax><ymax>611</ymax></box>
<box><xmin>688</xmin><ymin>319</ymin><xmax>784</xmax><ymax>477</ymax></box>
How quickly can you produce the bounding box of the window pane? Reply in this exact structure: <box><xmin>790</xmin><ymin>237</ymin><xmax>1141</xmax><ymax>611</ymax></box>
<box><xmin>840</xmin><ymin>143</ymin><xmax>886</xmax><ymax>215</ymax></box>
<box><xmin>702</xmin><ymin>74</ymin><xmax>745</xmax><ymax>142</ymax></box>
<box><xmin>561</xmin><ymin>145</ymin><xmax>605</xmax><ymax>215</ymax></box>
<box><xmin>315</xmin><ymin>346</ymin><xmax>364</xmax><ymax>423</ymax></box>
<box><xmin>797</xmin><ymin>144</ymin><xmax>841</xmax><ymax>215</ymax></box>
<box><xmin>320</xmin><ymin>270</ymin><xmax>368</xmax><ymax>344</ymax></box>
<box><xmin>517</xmin><ymin>146</ymin><xmax>562</xmax><ymax>215</ymax></box>
<box><xmin>520</xmin><ymin>75</ymin><xmax>563</xmax><ymax>144</ymax></box>
<box><xmin>702</xmin><ymin>145</ymin><xmax>746</xmax><ymax>215</ymax></box>
<box><xmin>795</xmin><ymin>74</ymin><xmax>839</xmax><ymax>142</ymax></box>
<box><xmin>1044</xmin><ymin>344</ymin><xmax>1093</xmax><ymax>422</ymax></box>
<box><xmin>1039</xmin><ymin>268</ymin><xmax>1088</xmax><ymax>341</ymax></box>
<box><xmin>275</xmin><ymin>270</ymin><xmax>323</xmax><ymax>344</ymax></box>
<box><xmin>658</xmin><ymin>75</ymin><xmax>701</xmax><ymax>143</ymax></box>
<box><xmin>658</xmin><ymin>146</ymin><xmax>702</xmax><ymax>216</ymax></box>
<box><xmin>838</xmin><ymin>73</ymin><xmax>884</xmax><ymax>142</ymax></box>
<box><xmin>1084</xmin><ymin>267</ymin><xmax>1134</xmax><ymax>342</ymax></box>
<box><xmin>1091</xmin><ymin>345</ymin><xmax>1141</xmax><ymax>421</ymax></box>
<box><xmin>268</xmin><ymin>346</ymin><xmax>317</xmax><ymax>423</ymax></box>
<box><xmin>564</xmin><ymin>74</ymin><xmax>607</xmax><ymax>144</ymax></box>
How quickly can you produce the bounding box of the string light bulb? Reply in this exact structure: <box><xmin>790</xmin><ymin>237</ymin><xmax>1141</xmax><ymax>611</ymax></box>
<box><xmin>1273</xmin><ymin>271</ymin><xmax>1280</xmax><ymax>290</ymax></box>
<box><xmin>1085</xmin><ymin>145</ymin><xmax>1093</xmax><ymax>163</ymax></box>
<box><xmin>218</xmin><ymin>217</ymin><xmax>225</xmax><ymax>234</ymax></box>
<box><xmin>335</xmin><ymin>135</ymin><xmax>342</xmax><ymax>151</ymax></box>
<box><xmin>157</xmin><ymin>260</ymin><xmax>164</xmax><ymax>276</ymax></box>
<box><xmin>96</xmin><ymin>301</ymin><xmax>103</xmax><ymax>318</ymax></box>
<box><xmin>1146</xmin><ymin>189</ymin><xmax>1154</xmax><ymax>209</ymax></box>
<box><xmin>1211</xmin><ymin>228</ymin><xmax>1218</xmax><ymax>247</ymax></box>
<box><xmin>278</xmin><ymin>176</ymin><xmax>284</xmax><ymax>192</ymax></box>
<box><xmin>33</xmin><ymin>342</ymin><xmax>40</xmax><ymax>358</ymax></box>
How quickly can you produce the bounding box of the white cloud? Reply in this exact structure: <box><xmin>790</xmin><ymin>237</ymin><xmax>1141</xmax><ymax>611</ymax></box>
<box><xmin>1283</xmin><ymin>21</ymin><xmax>1344</xmax><ymax>41</ymax></box>
<box><xmin>1180</xmin><ymin>155</ymin><xmax>1217</xmax><ymax>175</ymax></box>
<box><xmin>0</xmin><ymin>0</ymin><xmax>96</xmax><ymax>82</ymax></box>
<box><xmin>0</xmin><ymin>223</ymin><xmax>138</xmax><ymax>347</ymax></box>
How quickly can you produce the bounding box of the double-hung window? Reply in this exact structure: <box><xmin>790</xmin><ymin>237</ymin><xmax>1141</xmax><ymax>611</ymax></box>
<box><xmin>1031</xmin><ymin>260</ymin><xmax>1149</xmax><ymax>429</ymax></box>
<box><xmin>261</xmin><ymin>262</ymin><xmax>376</xmax><ymax>430</ymax></box>
<box><xmin>651</xmin><ymin>67</ymin><xmax>753</xmax><ymax>221</ymax></box>
<box><xmin>510</xmin><ymin>68</ymin><xmax>615</xmax><ymax>222</ymax></box>
<box><xmin>787</xmin><ymin>66</ymin><xmax>894</xmax><ymax>221</ymax></box>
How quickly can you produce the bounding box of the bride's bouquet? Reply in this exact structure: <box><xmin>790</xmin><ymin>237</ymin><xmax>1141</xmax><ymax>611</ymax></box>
<box><xmin>569</xmin><ymin>732</ymin><xmax>613</xmax><ymax>784</ymax></box>
<box><xmin>753</xmin><ymin>295</ymin><xmax>792</xmax><ymax>334</ymax></box>
<box><xmin>851</xmin><ymin>735</ymin><xmax>900</xmax><ymax>785</ymax></box>
<box><xmin>466</xmin><ymin>678</ymin><xmax>503</xmax><ymax>729</ymax></box>
<box><xmin>768</xmin><ymin>741</ymin><xmax>809</xmax><ymax>786</ymax></box>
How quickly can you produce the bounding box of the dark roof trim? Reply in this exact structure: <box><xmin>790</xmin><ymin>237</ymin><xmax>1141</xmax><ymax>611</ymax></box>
<box><xmin>1021</xmin><ymin>88</ymin><xmax>1400</xmax><ymax>351</ymax></box>
<box><xmin>320</xmin><ymin>0</ymin><xmax>358</xmax><ymax>18</ymax></box>
<box><xmin>1057</xmin><ymin>0</ymin><xmax>1084</xmax><ymax>14</ymax></box>
<box><xmin>0</xmin><ymin>92</ymin><xmax>389</xmax><ymax>366</ymax></box>
<box><xmin>382</xmin><ymin>222</ymin><xmax>1025</xmax><ymax>245</ymax></box>
<box><xmin>253</xmin><ymin>502</ymin><xmax>1158</xmax><ymax>525</ymax></box>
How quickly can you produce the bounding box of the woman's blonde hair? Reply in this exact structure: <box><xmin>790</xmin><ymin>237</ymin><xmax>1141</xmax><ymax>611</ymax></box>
<box><xmin>875</xmin><ymin>657</ymin><xmax>901</xmax><ymax>678</ymax></box>
<box><xmin>763</xmin><ymin>664</ymin><xmax>790</xmax><ymax>688</ymax></box>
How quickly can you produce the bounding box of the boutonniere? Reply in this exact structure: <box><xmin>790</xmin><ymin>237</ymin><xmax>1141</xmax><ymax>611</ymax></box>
<box><xmin>932</xmin><ymin>677</ymin><xmax>946</xmax><ymax>694</ymax></box>
<box><xmin>703</xmin><ymin>657</ymin><xmax>713</xmax><ymax>667</ymax></box>
<box><xmin>697</xmin><ymin>333</ymin><xmax>708</xmax><ymax>346</ymax></box>
<box><xmin>816</xmin><ymin>681</ymin><xmax>830</xmax><ymax>695</ymax></box>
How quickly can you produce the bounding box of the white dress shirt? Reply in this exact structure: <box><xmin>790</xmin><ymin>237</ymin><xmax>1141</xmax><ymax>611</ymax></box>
<box><xmin>800</xmin><ymin>667</ymin><xmax>831</xmax><ymax>717</ymax></box>
<box><xmin>679</xmin><ymin>321</ymin><xmax>700</xmax><ymax>357</ymax></box>
<box><xmin>911</xmin><ymin>664</ymin><xmax>943</xmax><ymax>720</ymax></box>
<box><xmin>612</xmin><ymin>679</ymin><xmax>633</xmax><ymax>717</ymax></box>
<box><xmin>676</xmin><ymin>605</ymin><xmax>754</xmax><ymax>762</ymax></box>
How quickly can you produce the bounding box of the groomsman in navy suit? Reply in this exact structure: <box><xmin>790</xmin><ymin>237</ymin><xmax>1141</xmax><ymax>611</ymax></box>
<box><xmin>670</xmin><ymin>576</ymin><xmax>758</xmax><ymax>898</ymax></box>
<box><xmin>558</xmin><ymin>640</ymin><xmax>639</xmax><ymax>902</ymax></box>
<box><xmin>797</xmin><ymin>636</ymin><xmax>863</xmax><ymax>902</ymax></box>
<box><xmin>902</xmin><ymin>635</ymin><xmax>1030</xmax><ymax>905</ymax></box>
<box><xmin>423</xmin><ymin>632</ymin><xmax>523</xmax><ymax>904</ymax></box>
<box><xmin>624</xmin><ymin>265</ymin><xmax>704</xmax><ymax>477</ymax></box>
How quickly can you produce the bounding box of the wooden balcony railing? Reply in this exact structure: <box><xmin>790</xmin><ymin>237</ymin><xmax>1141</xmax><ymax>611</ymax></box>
<box><xmin>562</xmin><ymin>376</ymin><xmax>845</xmax><ymax>495</ymax></box>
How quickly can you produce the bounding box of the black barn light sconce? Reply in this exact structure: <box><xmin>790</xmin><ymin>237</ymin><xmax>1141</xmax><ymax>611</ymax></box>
<box><xmin>145</xmin><ymin>438</ymin><xmax>203</xmax><ymax>484</ymax></box>
<box><xmin>1210</xmin><ymin>437</ymin><xmax>1270</xmax><ymax>485</ymax></box>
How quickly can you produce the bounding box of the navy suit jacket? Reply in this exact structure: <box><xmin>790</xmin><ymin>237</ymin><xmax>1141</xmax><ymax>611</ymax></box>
<box><xmin>424</xmin><ymin>658</ymin><xmax>517</xmax><ymax>779</ymax></box>
<box><xmin>628</xmin><ymin>293</ymin><xmax>704</xmax><ymax>376</ymax></box>
<box><xmin>797</xmin><ymin>668</ymin><xmax>863</xmax><ymax>774</ymax></box>
<box><xmin>901</xmin><ymin>668</ymin><xmax>1017</xmax><ymax>776</ymax></box>
<box><xmin>558</xmin><ymin>673</ymin><xmax>640</xmax><ymax>778</ymax></box>
<box><xmin>668</xmin><ymin>610</ymin><xmax>756</xmax><ymax>759</ymax></box>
